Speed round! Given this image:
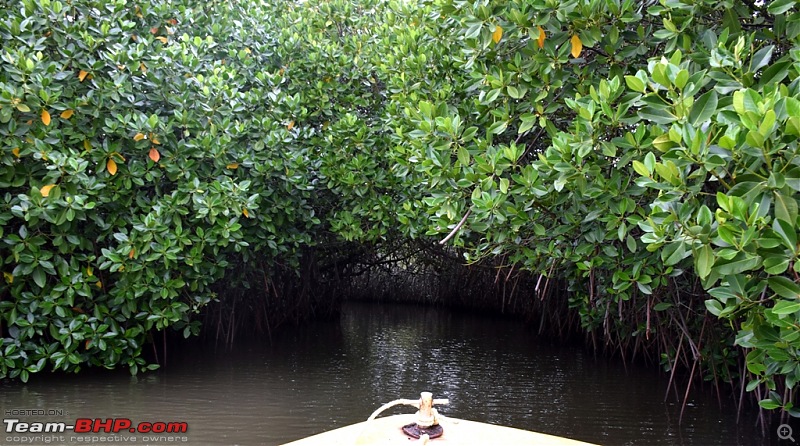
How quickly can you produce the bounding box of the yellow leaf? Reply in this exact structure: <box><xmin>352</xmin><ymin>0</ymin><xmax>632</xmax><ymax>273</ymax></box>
<box><xmin>96</xmin><ymin>280</ymin><xmax>103</xmax><ymax>288</ymax></box>
<box><xmin>133</xmin><ymin>132</ymin><xmax>145</xmax><ymax>141</ymax></box>
<box><xmin>492</xmin><ymin>25</ymin><xmax>503</xmax><ymax>44</ymax></box>
<box><xmin>287</xmin><ymin>120</ymin><xmax>295</xmax><ymax>130</ymax></box>
<box><xmin>107</xmin><ymin>158</ymin><xmax>118</xmax><ymax>175</ymax></box>
<box><xmin>129</xmin><ymin>247</ymin><xmax>135</xmax><ymax>259</ymax></box>
<box><xmin>79</xmin><ymin>70</ymin><xmax>88</xmax><ymax>82</ymax></box>
<box><xmin>149</xmin><ymin>147</ymin><xmax>160</xmax><ymax>162</ymax></box>
<box><xmin>41</xmin><ymin>109</ymin><xmax>51</xmax><ymax>126</ymax></box>
<box><xmin>570</xmin><ymin>34</ymin><xmax>583</xmax><ymax>58</ymax></box>
<box><xmin>40</xmin><ymin>184</ymin><xmax>55</xmax><ymax>197</ymax></box>
<box><xmin>156</xmin><ymin>36</ymin><xmax>168</xmax><ymax>44</ymax></box>
<box><xmin>149</xmin><ymin>133</ymin><xmax>160</xmax><ymax>145</ymax></box>
<box><xmin>226</xmin><ymin>162</ymin><xmax>239</xmax><ymax>169</ymax></box>
<box><xmin>537</xmin><ymin>26</ymin><xmax>546</xmax><ymax>49</ymax></box>
<box><xmin>83</xmin><ymin>139</ymin><xmax>91</xmax><ymax>151</ymax></box>
<box><xmin>12</xmin><ymin>147</ymin><xmax>20</xmax><ymax>157</ymax></box>
<box><xmin>86</xmin><ymin>266</ymin><xmax>93</xmax><ymax>277</ymax></box>
<box><xmin>139</xmin><ymin>62</ymin><xmax>147</xmax><ymax>74</ymax></box>
<box><xmin>242</xmin><ymin>208</ymin><xmax>249</xmax><ymax>218</ymax></box>
<box><xmin>3</xmin><ymin>272</ymin><xmax>12</xmax><ymax>284</ymax></box>
<box><xmin>60</xmin><ymin>109</ymin><xmax>74</xmax><ymax>119</ymax></box>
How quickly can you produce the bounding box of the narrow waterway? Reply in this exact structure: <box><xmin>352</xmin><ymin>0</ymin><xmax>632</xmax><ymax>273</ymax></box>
<box><xmin>0</xmin><ymin>302</ymin><xmax>788</xmax><ymax>445</ymax></box>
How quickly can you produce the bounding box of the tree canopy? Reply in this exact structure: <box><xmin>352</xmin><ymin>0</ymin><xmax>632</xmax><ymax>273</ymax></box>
<box><xmin>2</xmin><ymin>0</ymin><xmax>800</xmax><ymax>418</ymax></box>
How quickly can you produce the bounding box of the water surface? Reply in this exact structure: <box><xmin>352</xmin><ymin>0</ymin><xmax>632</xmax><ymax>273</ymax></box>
<box><xmin>0</xmin><ymin>301</ymin><xmax>787</xmax><ymax>445</ymax></box>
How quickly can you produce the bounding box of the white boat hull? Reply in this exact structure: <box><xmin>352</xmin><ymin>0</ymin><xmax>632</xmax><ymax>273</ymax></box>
<box><xmin>282</xmin><ymin>414</ymin><xmax>598</xmax><ymax>445</ymax></box>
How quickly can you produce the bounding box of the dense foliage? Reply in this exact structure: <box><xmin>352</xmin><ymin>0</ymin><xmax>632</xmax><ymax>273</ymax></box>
<box><xmin>2</xmin><ymin>0</ymin><xmax>800</xmax><ymax>420</ymax></box>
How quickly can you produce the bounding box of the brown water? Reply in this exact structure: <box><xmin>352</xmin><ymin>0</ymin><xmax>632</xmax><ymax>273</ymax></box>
<box><xmin>0</xmin><ymin>301</ymin><xmax>791</xmax><ymax>445</ymax></box>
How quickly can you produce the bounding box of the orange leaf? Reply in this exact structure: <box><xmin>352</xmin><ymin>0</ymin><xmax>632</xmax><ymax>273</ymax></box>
<box><xmin>129</xmin><ymin>247</ymin><xmax>135</xmax><ymax>259</ymax></box>
<box><xmin>570</xmin><ymin>34</ymin><xmax>583</xmax><ymax>58</ymax></box>
<box><xmin>107</xmin><ymin>158</ymin><xmax>118</xmax><ymax>175</ymax></box>
<box><xmin>149</xmin><ymin>133</ymin><xmax>160</xmax><ymax>144</ymax></box>
<box><xmin>41</xmin><ymin>109</ymin><xmax>51</xmax><ymax>126</ymax></box>
<box><xmin>226</xmin><ymin>162</ymin><xmax>239</xmax><ymax>169</ymax></box>
<box><xmin>12</xmin><ymin>147</ymin><xmax>20</xmax><ymax>158</ymax></box>
<box><xmin>287</xmin><ymin>120</ymin><xmax>295</xmax><ymax>130</ymax></box>
<box><xmin>140</xmin><ymin>62</ymin><xmax>147</xmax><ymax>74</ymax></box>
<box><xmin>168</xmin><ymin>18</ymin><xmax>178</xmax><ymax>25</ymax></box>
<box><xmin>133</xmin><ymin>132</ymin><xmax>145</xmax><ymax>141</ymax></box>
<box><xmin>156</xmin><ymin>36</ymin><xmax>168</xmax><ymax>44</ymax></box>
<box><xmin>242</xmin><ymin>208</ymin><xmax>249</xmax><ymax>218</ymax></box>
<box><xmin>492</xmin><ymin>25</ymin><xmax>503</xmax><ymax>44</ymax></box>
<box><xmin>60</xmin><ymin>109</ymin><xmax>74</xmax><ymax>119</ymax></box>
<box><xmin>537</xmin><ymin>26</ymin><xmax>546</xmax><ymax>49</ymax></box>
<box><xmin>78</xmin><ymin>70</ymin><xmax>88</xmax><ymax>82</ymax></box>
<box><xmin>149</xmin><ymin>147</ymin><xmax>160</xmax><ymax>162</ymax></box>
<box><xmin>150</xmin><ymin>26</ymin><xmax>159</xmax><ymax>35</ymax></box>
<box><xmin>40</xmin><ymin>184</ymin><xmax>55</xmax><ymax>197</ymax></box>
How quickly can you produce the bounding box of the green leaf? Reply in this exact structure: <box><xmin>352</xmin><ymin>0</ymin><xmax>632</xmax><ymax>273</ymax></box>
<box><xmin>774</xmin><ymin>190</ymin><xmax>798</xmax><ymax>225</ymax></box>
<box><xmin>759</xmin><ymin>399</ymin><xmax>781</xmax><ymax>410</ymax></box>
<box><xmin>768</xmin><ymin>0</ymin><xmax>796</xmax><ymax>14</ymax></box>
<box><xmin>632</xmin><ymin>160</ymin><xmax>651</xmax><ymax>177</ymax></box>
<box><xmin>638</xmin><ymin>107</ymin><xmax>677</xmax><ymax>124</ymax></box>
<box><xmin>457</xmin><ymin>146</ymin><xmax>470</xmax><ymax>166</ymax></box>
<box><xmin>487</xmin><ymin>120</ymin><xmax>507</xmax><ymax>136</ymax></box>
<box><xmin>772</xmin><ymin>300</ymin><xmax>800</xmax><ymax>315</ymax></box>
<box><xmin>786</xmin><ymin>98</ymin><xmax>800</xmax><ymax>119</ymax></box>
<box><xmin>712</xmin><ymin>253</ymin><xmax>761</xmax><ymax>276</ymax></box>
<box><xmin>689</xmin><ymin>90</ymin><xmax>718</xmax><ymax>126</ymax></box>
<box><xmin>653</xmin><ymin>302</ymin><xmax>673</xmax><ymax>311</ymax></box>
<box><xmin>32</xmin><ymin>267</ymin><xmax>46</xmax><ymax>288</ymax></box>
<box><xmin>705</xmin><ymin>299</ymin><xmax>723</xmax><ymax>316</ymax></box>
<box><xmin>695</xmin><ymin>245</ymin><xmax>714</xmax><ymax>279</ymax></box>
<box><xmin>625</xmin><ymin>75</ymin><xmax>645</xmax><ymax>93</ymax></box>
<box><xmin>773</xmin><ymin>218</ymin><xmax>797</xmax><ymax>252</ymax></box>
<box><xmin>768</xmin><ymin>276</ymin><xmax>800</xmax><ymax>299</ymax></box>
<box><xmin>662</xmin><ymin>241</ymin><xmax>687</xmax><ymax>266</ymax></box>
<box><xmin>749</xmin><ymin>45</ymin><xmax>774</xmax><ymax>72</ymax></box>
<box><xmin>626</xmin><ymin>234</ymin><xmax>637</xmax><ymax>253</ymax></box>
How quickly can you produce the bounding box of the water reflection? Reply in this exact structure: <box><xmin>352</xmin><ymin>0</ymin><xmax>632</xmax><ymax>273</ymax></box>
<box><xmin>0</xmin><ymin>302</ymin><xmax>783</xmax><ymax>445</ymax></box>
